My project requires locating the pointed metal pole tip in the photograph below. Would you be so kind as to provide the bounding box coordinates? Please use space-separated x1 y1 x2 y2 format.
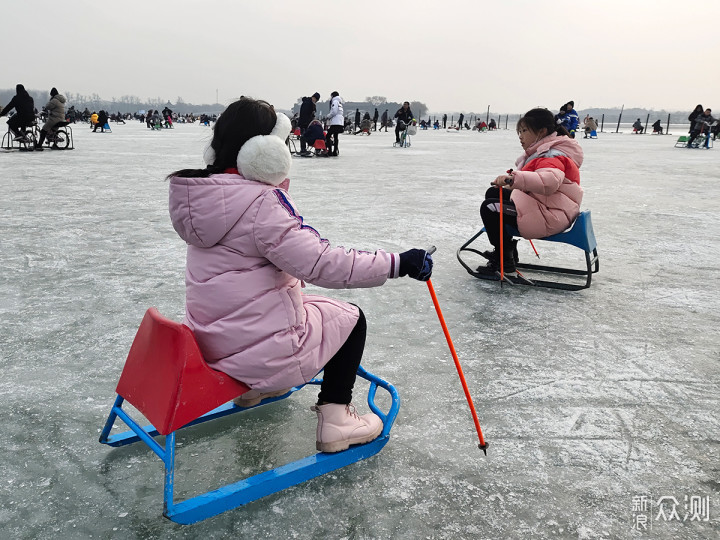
478 442 489 455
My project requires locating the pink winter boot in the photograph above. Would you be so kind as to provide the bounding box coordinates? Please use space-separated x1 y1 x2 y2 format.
311 403 383 453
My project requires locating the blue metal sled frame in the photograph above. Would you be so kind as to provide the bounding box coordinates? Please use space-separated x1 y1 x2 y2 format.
99 365 400 524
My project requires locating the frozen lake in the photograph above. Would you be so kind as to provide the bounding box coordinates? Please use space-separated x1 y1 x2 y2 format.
1 120 718 539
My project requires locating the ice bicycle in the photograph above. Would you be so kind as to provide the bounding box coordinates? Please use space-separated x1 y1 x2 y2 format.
457 210 599 291
1 120 73 151
393 120 417 148
99 308 400 524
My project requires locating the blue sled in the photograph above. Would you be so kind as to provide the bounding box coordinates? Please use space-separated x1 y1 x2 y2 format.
99 366 400 524
457 210 599 290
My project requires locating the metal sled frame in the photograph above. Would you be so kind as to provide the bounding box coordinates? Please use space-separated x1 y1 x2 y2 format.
457 210 599 291
675 133 713 149
99 308 400 524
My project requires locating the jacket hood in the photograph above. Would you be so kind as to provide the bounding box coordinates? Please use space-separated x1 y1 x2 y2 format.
516 132 584 169
52 94 66 104
169 173 265 248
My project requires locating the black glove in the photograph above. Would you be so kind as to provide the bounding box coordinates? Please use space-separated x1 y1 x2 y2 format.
399 249 433 281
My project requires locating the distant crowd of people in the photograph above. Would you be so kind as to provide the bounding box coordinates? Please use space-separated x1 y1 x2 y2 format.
291 92 425 156
0 83 222 148
2 84 716 155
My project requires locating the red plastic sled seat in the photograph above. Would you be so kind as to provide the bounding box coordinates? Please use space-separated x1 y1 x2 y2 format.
115 307 250 435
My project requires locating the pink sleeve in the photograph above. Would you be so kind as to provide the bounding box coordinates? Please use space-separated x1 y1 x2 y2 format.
253 189 396 289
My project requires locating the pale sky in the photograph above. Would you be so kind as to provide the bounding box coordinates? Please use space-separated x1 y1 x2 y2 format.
4 0 719 113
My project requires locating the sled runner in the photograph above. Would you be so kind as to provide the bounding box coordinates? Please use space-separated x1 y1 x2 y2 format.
457 210 599 291
99 308 400 524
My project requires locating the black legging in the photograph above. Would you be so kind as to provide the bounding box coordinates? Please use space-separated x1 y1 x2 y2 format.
479 186 518 249
317 307 366 404
325 125 343 154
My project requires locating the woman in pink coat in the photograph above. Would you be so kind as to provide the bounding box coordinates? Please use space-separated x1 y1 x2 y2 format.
168 97 433 452
476 107 584 275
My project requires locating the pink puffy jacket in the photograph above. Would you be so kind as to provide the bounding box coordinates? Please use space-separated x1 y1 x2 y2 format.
168 172 398 392
510 133 584 239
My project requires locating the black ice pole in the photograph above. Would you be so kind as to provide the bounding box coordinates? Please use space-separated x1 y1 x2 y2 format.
615 105 624 133
600 113 605 132
666 113 671 135
486 105 490 124
644 113 650 134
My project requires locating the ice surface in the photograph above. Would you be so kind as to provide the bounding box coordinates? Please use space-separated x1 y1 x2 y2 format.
0 122 718 539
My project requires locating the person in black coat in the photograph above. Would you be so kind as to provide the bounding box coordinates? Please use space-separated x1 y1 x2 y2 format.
381 109 389 132
298 92 320 154
373 108 379 131
94 110 109 132
394 102 414 143
354 108 361 130
688 104 703 133
0 84 36 140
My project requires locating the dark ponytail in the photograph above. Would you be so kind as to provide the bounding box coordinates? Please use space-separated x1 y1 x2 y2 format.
167 97 276 179
517 107 569 137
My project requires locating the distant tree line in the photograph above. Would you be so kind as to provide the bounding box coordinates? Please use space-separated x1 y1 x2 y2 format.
0 88 225 115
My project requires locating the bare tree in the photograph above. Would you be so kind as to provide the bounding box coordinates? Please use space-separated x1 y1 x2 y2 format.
366 96 388 106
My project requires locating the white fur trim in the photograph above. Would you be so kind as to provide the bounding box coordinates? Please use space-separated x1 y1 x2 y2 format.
271 113 292 139
203 144 216 165
237 135 291 186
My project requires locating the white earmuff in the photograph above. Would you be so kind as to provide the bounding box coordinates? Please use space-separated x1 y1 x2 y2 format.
236 112 292 186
